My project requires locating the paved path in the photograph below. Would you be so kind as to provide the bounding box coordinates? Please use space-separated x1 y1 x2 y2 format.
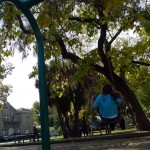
53 136 150 150
0 135 150 150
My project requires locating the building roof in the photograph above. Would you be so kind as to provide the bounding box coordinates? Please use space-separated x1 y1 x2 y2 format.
17 108 33 112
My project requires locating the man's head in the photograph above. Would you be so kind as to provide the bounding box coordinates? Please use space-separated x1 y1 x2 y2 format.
102 84 113 95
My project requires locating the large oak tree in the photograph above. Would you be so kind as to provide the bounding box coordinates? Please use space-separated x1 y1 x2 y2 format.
0 0 150 130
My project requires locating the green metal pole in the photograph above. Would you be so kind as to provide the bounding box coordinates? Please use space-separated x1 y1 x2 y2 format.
0 1 51 150
23 10 51 150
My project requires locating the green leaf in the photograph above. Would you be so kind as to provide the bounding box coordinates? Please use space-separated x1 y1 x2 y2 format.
37 13 51 28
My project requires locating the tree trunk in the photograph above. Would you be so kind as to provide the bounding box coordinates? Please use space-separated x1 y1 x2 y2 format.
72 96 80 137
112 75 150 130
63 113 72 137
72 106 80 137
56 105 67 138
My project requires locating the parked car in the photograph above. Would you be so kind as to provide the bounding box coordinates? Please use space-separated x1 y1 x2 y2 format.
7 134 16 141
15 134 26 141
0 136 3 142
25 132 34 139
50 130 60 137
0 136 9 142
38 133 41 138
8 133 26 141
25 132 41 139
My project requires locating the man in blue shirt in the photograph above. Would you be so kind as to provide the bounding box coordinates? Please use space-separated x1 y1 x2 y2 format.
93 84 125 130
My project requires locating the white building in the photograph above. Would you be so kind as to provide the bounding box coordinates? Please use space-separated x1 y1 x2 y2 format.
0 102 33 136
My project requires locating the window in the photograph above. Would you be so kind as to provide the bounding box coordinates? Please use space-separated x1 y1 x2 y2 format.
12 116 15 122
4 114 9 121
27 115 29 122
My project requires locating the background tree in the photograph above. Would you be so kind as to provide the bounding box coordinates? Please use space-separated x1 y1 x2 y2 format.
32 101 60 130
49 106 60 129
129 66 150 118
31 59 101 137
32 101 41 126
0 34 13 109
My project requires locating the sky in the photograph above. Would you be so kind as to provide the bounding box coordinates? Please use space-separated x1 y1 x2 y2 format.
3 51 39 109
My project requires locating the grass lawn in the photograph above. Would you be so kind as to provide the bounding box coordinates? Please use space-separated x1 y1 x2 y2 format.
50 126 137 141
94 125 136 135
50 136 63 141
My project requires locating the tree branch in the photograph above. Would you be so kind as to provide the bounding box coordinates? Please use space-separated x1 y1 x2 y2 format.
17 15 33 34
69 16 98 23
54 33 106 74
108 27 123 45
108 15 137 45
98 24 108 64
54 33 80 63
132 60 150 66
69 16 101 28
17 14 47 41
141 10 150 21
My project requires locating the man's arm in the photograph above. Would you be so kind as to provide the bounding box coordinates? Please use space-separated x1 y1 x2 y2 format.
113 89 126 105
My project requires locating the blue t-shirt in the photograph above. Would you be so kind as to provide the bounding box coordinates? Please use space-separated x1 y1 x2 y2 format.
93 94 122 118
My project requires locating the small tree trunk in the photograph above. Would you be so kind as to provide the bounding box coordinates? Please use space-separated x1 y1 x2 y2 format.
72 97 80 137
63 113 72 137
56 105 66 138
72 107 80 137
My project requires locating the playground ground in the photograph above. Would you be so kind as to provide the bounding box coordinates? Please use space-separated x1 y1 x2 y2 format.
0 131 150 150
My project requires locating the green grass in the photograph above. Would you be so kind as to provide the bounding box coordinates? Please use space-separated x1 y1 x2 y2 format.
94 126 136 135
50 136 63 141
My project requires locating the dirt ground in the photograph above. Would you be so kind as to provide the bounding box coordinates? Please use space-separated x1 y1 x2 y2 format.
0 135 150 150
